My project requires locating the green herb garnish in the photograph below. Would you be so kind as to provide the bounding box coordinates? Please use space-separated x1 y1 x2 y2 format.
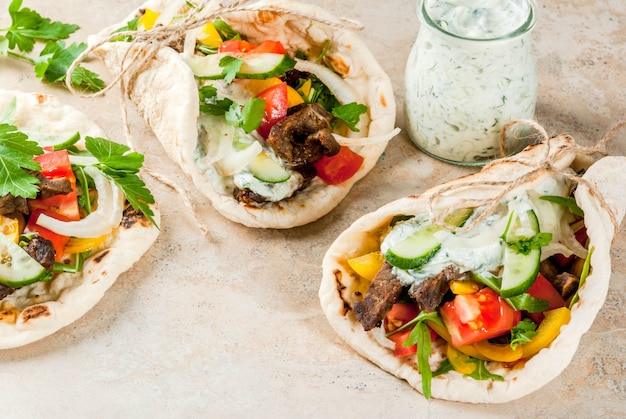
506 232 552 255
510 318 538 350
84 137 157 227
0 121 43 198
1 0 104 91
540 195 584 217
224 98 265 134
332 102 368 132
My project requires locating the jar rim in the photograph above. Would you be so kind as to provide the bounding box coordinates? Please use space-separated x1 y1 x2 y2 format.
420 0 537 42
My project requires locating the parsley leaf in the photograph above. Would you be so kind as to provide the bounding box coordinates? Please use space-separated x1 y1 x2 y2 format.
219 56 243 84
332 102 368 132
507 232 552 255
5 0 78 53
84 137 157 226
224 98 265 134
34 41 104 91
0 122 43 198
510 318 538 349
199 86 233 116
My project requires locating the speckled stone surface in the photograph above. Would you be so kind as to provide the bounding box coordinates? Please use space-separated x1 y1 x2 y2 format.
0 0 624 417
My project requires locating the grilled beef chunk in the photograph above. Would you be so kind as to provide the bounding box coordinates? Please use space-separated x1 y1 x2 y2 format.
408 265 461 312
233 187 268 205
266 103 340 167
0 284 16 299
552 272 580 301
353 261 403 331
539 259 559 283
32 171 72 199
23 236 55 272
0 195 28 216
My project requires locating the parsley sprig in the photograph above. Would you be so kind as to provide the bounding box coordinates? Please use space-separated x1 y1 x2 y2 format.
84 137 157 227
0 0 104 91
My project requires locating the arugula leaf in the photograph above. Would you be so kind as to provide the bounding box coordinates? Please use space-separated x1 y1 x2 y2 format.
463 358 504 381
540 195 584 217
569 246 594 309
510 318 538 349
224 98 265 134
211 18 240 42
505 293 549 313
432 358 454 377
401 311 443 399
0 122 43 198
110 16 139 42
5 0 78 53
506 232 552 255
219 56 243 84
332 102 368 132
84 137 157 226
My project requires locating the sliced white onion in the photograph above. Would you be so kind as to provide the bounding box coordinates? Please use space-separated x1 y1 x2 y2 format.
68 155 99 166
333 127 401 147
214 141 263 176
294 58 371 133
36 166 124 238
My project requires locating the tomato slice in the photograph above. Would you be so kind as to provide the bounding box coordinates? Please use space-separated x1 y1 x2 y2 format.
218 39 257 54
29 150 80 221
256 82 288 139
525 273 566 324
25 209 70 261
440 287 520 348
384 303 419 357
312 146 364 185
252 40 286 54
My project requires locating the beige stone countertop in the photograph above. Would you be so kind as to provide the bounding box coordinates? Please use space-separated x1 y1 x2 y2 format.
1 0 624 417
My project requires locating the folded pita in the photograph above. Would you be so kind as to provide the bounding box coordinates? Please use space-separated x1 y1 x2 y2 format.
0 90 160 349
92 0 396 228
320 135 626 402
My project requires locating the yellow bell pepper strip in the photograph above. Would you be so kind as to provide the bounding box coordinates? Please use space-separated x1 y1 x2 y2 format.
474 339 524 363
63 235 107 254
197 22 223 48
0 214 24 243
449 278 480 295
138 8 160 31
347 251 384 281
521 306 571 358
446 344 477 375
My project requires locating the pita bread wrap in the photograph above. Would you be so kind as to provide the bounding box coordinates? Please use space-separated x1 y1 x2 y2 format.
90 0 397 228
0 90 160 349
319 135 626 403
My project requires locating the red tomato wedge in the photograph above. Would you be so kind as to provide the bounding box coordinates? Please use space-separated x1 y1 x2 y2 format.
218 39 286 55
256 82 288 139
525 273 566 324
313 146 364 185
29 150 80 221
25 209 71 261
384 302 419 356
218 39 257 53
440 287 521 348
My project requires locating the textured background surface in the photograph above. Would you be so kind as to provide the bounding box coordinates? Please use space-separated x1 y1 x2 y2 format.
0 0 624 417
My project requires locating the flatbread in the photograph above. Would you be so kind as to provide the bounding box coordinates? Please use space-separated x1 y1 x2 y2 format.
319 135 626 403
0 90 160 349
91 0 396 228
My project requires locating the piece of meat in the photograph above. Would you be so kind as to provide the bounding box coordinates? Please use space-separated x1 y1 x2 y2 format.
0 284 16 299
23 236 55 272
0 195 28 216
233 187 268 205
353 261 404 331
408 265 461 312
539 259 559 283
552 272 580 301
266 103 340 167
32 171 72 199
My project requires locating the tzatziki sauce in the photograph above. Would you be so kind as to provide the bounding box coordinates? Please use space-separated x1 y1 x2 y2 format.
404 0 537 164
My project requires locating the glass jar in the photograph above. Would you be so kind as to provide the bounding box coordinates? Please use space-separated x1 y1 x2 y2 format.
404 0 538 165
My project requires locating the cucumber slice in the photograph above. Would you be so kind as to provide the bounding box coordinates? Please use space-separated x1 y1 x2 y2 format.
384 208 474 270
0 234 47 287
22 130 80 150
185 53 296 80
247 152 291 183
384 224 443 270
499 209 541 297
